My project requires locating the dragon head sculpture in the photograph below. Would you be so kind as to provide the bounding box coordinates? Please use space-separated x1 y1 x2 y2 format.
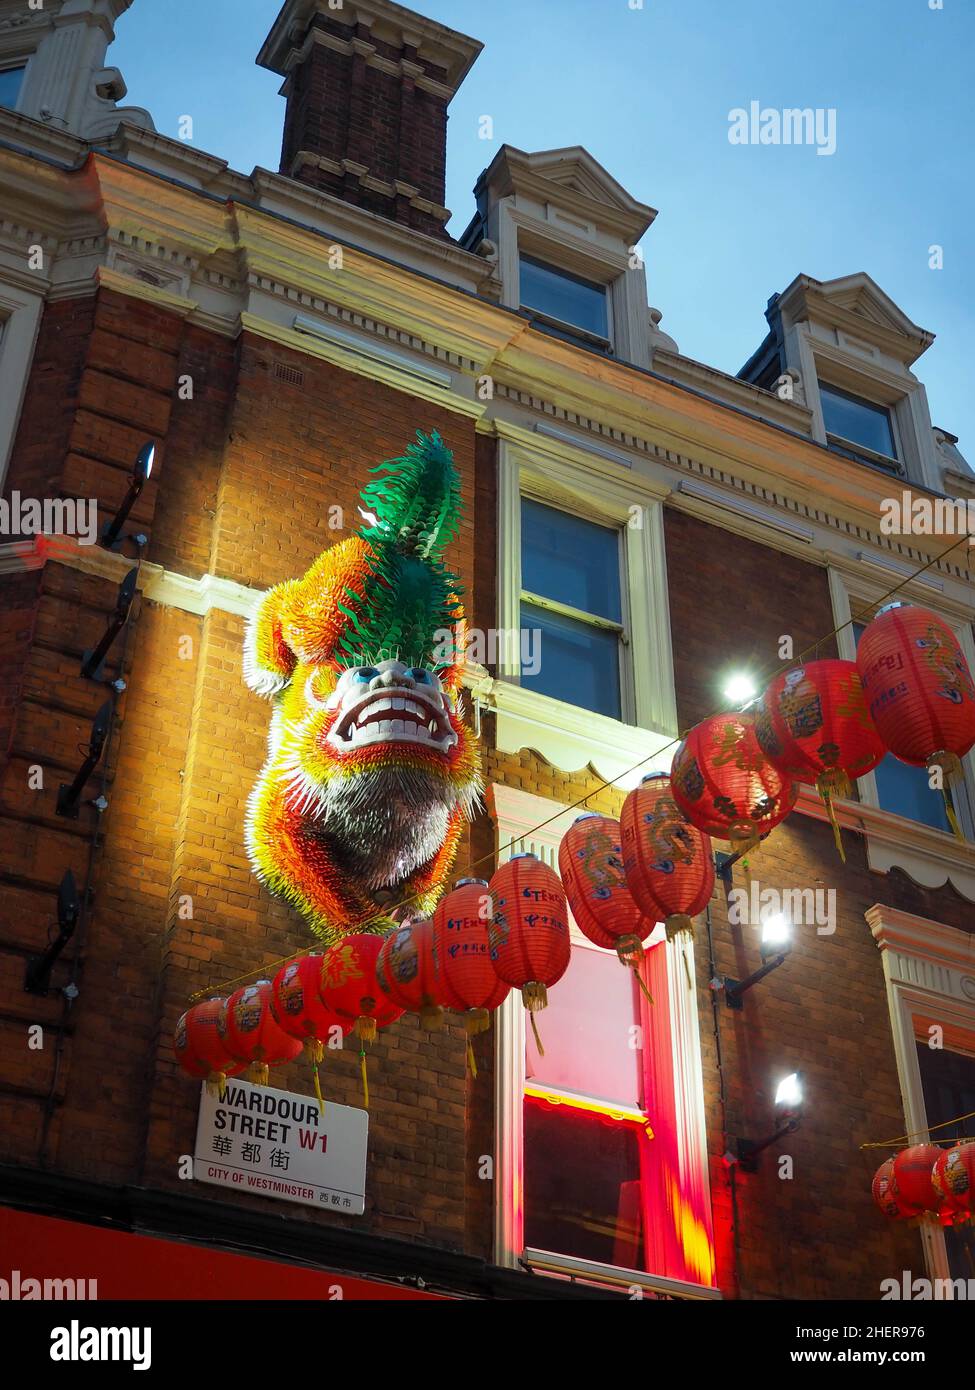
242 431 481 945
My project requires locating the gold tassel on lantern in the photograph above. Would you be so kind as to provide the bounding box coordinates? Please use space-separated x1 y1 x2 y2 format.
466 1039 478 1079
359 1047 369 1109
355 1014 377 1044
522 982 548 1055
465 1008 490 1037
664 916 694 989
302 1039 325 1115
205 1070 228 1101
247 1061 270 1087
312 1061 325 1115
729 823 759 888
420 1003 444 1032
522 981 548 1010
817 769 852 861
616 934 654 1005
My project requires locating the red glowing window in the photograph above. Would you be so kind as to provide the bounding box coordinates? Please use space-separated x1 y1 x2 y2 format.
521 932 715 1287
526 939 643 1108
523 936 655 1273
524 1096 652 1271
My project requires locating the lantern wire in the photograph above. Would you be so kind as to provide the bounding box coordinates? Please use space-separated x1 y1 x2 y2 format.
860 1107 975 1151
189 530 973 1003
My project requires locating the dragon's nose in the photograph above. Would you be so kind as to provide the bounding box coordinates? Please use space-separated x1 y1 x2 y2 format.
369 668 415 692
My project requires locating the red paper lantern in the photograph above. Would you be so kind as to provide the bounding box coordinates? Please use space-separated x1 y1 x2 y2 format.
174 997 243 1093
319 932 404 1043
891 1143 942 1214
620 775 714 941
756 659 885 859
376 918 446 1031
432 878 511 1035
558 812 655 971
671 712 798 853
856 603 975 830
220 980 303 1086
488 853 571 1012
931 1141 975 1218
872 1157 914 1220
271 955 351 1109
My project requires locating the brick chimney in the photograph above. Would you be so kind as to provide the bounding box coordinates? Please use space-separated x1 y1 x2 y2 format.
257 0 482 239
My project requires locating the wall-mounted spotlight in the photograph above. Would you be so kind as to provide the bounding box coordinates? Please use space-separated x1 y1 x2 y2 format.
100 440 155 550
723 672 758 709
735 1071 804 1171
24 869 80 996
80 567 138 681
723 914 793 1009
56 701 113 819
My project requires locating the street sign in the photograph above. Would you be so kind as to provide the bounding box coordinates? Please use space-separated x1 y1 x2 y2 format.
194 1078 367 1214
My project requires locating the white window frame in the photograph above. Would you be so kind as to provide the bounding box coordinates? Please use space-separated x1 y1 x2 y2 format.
491 422 677 791
0 281 44 492
495 203 651 366
519 492 629 723
818 379 902 472
826 560 975 902
489 782 719 1298
517 251 614 354
867 903 975 1285
803 340 940 490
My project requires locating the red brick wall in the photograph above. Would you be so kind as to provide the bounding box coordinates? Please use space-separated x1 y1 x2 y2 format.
0 290 484 1253
663 507 840 728
465 503 944 1294
663 510 947 1296
0 288 964 1296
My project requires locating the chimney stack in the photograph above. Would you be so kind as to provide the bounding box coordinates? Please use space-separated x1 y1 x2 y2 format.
258 0 482 239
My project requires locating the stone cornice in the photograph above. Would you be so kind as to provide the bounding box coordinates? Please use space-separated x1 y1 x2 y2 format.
1 140 972 593
653 347 812 433
867 904 975 974
257 0 483 94
796 785 975 903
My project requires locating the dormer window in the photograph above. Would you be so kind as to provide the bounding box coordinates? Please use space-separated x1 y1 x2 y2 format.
0 65 26 111
820 382 897 463
519 255 610 351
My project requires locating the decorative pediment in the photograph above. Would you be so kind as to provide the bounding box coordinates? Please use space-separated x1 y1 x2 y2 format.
820 274 925 335
478 144 656 243
779 272 934 364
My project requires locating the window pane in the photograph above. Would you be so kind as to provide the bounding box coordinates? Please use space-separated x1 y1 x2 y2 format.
526 941 644 1107
821 384 895 458
0 66 25 110
524 1098 649 1270
521 498 621 621
873 756 950 832
852 623 954 831
520 601 621 719
520 257 608 338
915 1043 975 1283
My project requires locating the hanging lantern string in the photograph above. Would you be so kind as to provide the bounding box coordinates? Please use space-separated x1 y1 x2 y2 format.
189 532 972 1003
860 1106 975 1151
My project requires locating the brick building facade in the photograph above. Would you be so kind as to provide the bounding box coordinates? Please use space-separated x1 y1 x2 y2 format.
1 0 973 1302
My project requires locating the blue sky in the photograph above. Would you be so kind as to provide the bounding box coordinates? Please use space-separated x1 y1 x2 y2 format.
110 0 975 455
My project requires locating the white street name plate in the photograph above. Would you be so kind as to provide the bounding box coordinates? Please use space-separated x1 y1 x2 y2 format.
194 1078 368 1214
